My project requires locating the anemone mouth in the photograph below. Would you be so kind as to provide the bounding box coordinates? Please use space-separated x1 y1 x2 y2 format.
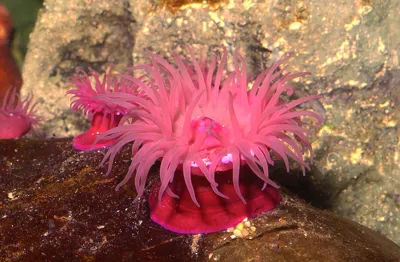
179 116 235 174
179 152 248 176
148 166 281 234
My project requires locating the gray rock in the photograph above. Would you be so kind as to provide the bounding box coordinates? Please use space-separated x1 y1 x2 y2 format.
22 0 136 137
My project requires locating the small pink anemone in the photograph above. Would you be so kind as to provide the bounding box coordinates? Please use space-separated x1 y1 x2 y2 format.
98 47 322 233
68 67 145 150
0 88 39 139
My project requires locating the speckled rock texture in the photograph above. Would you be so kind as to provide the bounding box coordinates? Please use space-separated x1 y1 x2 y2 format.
21 0 399 246
22 0 136 137
1 138 399 261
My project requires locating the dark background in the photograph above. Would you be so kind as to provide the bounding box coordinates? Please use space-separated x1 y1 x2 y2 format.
2 0 43 67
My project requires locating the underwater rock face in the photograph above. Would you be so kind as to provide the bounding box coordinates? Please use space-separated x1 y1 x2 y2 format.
23 0 399 138
22 0 136 138
0 138 399 261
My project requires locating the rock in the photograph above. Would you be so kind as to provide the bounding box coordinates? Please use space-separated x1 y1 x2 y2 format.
21 0 400 246
309 69 400 248
0 138 399 261
22 0 136 137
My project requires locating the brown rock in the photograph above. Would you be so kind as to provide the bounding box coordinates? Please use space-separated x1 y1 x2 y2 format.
1 138 399 261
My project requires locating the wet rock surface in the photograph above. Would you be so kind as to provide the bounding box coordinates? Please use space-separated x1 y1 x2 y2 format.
0 138 399 261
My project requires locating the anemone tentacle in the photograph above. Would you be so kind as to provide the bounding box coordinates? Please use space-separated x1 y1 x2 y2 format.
0 87 40 139
97 47 322 206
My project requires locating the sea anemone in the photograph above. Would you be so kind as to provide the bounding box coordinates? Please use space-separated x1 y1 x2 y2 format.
0 4 12 45
67 67 146 150
98 47 322 233
0 88 39 139
0 4 23 104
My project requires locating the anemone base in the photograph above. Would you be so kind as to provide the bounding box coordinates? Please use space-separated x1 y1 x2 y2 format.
72 131 117 151
148 167 281 234
73 112 122 151
0 113 30 139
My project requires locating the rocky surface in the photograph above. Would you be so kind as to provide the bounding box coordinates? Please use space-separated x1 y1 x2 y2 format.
21 0 400 245
22 0 136 137
1 138 399 261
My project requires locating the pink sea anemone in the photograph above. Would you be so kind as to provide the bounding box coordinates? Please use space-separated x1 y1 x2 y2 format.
68 68 146 150
98 47 322 233
0 88 39 139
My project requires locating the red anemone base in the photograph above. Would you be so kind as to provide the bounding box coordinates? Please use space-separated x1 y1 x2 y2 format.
148 167 281 234
73 112 122 151
0 113 30 139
